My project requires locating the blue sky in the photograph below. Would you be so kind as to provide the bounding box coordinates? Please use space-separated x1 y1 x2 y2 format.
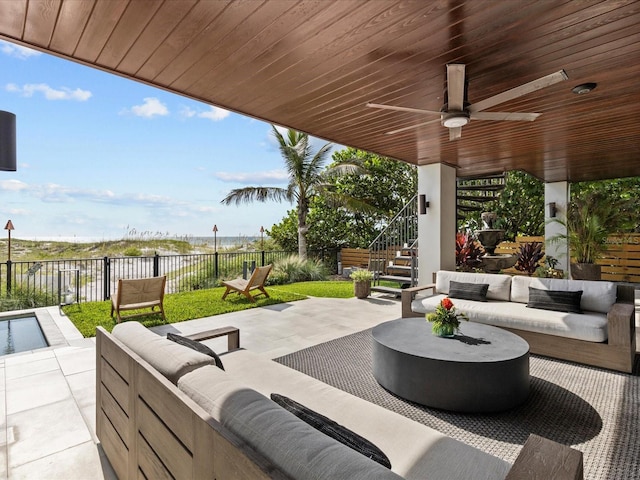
0 40 340 242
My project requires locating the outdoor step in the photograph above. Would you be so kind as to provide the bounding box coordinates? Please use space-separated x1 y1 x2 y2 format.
395 255 417 261
378 275 412 283
371 285 403 295
387 264 412 272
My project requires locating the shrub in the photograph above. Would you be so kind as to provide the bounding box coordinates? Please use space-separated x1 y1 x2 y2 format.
0 286 51 312
455 232 484 271
268 255 328 285
123 246 143 257
514 242 544 275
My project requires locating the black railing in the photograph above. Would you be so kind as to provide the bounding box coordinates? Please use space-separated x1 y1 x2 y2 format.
1 249 337 307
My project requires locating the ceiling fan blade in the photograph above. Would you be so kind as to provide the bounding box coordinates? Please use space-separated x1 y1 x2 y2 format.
449 127 462 141
447 64 466 111
468 69 568 113
366 103 440 115
386 117 441 135
470 111 541 121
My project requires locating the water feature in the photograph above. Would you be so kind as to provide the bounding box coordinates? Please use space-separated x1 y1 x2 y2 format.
476 212 517 273
0 314 49 356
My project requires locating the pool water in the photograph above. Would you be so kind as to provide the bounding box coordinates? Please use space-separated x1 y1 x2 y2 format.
0 315 49 355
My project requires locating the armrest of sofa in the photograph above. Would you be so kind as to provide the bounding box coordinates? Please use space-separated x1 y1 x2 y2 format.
505 434 583 480
401 283 436 318
607 302 635 347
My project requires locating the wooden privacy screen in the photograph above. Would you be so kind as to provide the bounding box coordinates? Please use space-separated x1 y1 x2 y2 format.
342 234 640 283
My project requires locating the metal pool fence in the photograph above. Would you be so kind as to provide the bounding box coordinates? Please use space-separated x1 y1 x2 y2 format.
0 249 337 306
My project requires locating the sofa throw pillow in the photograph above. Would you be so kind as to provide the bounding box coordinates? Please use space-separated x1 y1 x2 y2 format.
167 333 224 370
527 287 583 314
448 280 490 302
270 393 391 469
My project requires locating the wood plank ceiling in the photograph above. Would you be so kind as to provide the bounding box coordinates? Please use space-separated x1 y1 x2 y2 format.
1 0 639 183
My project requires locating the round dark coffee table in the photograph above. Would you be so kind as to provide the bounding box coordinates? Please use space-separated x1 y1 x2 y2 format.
372 318 530 413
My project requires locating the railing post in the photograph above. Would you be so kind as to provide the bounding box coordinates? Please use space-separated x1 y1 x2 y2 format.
103 256 110 300
6 260 11 294
153 252 160 277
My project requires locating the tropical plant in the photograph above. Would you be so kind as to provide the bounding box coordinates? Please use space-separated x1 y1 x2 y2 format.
221 127 365 260
514 242 544 276
455 232 484 271
426 297 468 336
268 148 416 250
551 191 636 264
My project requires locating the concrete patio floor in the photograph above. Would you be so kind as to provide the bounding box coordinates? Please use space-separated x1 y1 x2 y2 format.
0 294 402 479
0 292 638 479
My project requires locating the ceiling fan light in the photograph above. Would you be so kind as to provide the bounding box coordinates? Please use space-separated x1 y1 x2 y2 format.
441 111 470 128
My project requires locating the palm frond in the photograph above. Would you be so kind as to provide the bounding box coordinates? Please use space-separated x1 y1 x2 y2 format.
220 187 291 205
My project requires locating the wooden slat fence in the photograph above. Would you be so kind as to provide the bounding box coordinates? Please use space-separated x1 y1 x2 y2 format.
343 233 640 283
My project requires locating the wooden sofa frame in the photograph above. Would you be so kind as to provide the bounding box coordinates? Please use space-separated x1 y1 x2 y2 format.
110 276 167 323
96 326 584 480
401 277 636 373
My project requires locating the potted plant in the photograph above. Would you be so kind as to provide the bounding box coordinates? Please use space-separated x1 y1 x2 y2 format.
426 297 468 337
349 269 374 299
550 192 635 280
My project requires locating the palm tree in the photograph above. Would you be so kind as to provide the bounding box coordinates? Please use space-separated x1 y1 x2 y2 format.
221 126 363 260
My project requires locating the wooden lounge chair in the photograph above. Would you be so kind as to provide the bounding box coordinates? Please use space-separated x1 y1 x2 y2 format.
222 264 272 303
110 276 167 323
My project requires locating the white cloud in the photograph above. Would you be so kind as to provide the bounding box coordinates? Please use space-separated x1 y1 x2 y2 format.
199 106 230 121
213 169 289 184
0 40 41 59
0 179 29 191
180 105 230 121
6 83 92 101
126 97 169 118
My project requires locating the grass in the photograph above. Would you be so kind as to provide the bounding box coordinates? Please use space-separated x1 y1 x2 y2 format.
62 280 395 337
63 285 308 337
269 280 354 298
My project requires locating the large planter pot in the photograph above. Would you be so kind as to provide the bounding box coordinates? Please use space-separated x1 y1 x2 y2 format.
570 262 601 281
354 280 371 299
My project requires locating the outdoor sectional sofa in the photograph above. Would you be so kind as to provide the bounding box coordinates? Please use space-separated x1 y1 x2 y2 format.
402 270 636 373
96 322 583 480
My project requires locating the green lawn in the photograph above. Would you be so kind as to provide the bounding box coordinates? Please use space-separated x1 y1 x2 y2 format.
63 281 357 337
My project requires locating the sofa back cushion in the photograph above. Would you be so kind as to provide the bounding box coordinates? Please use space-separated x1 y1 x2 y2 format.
112 322 216 384
511 276 617 313
435 270 512 301
179 366 403 480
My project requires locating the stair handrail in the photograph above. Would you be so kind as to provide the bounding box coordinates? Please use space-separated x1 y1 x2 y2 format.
368 194 418 249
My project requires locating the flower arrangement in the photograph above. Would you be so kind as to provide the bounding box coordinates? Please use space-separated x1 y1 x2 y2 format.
426 297 468 337
349 269 374 282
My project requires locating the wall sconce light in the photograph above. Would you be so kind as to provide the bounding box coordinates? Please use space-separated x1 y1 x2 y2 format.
548 202 557 218
419 194 429 215
0 111 16 172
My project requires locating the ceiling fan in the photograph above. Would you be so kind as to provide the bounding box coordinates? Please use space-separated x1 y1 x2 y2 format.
367 64 568 140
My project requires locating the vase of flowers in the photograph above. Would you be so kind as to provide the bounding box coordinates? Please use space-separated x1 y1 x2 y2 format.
426 297 468 337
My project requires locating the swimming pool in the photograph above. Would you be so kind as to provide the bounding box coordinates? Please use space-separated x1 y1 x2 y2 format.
0 314 49 355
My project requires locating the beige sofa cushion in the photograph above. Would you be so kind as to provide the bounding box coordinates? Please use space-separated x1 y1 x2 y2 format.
111 322 216 384
511 276 617 313
435 270 512 301
220 349 512 480
413 294 608 342
178 365 403 480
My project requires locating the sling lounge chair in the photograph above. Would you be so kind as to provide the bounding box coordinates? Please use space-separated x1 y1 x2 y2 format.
222 264 272 303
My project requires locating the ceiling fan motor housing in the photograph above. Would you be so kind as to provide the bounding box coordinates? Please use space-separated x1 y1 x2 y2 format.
441 110 470 128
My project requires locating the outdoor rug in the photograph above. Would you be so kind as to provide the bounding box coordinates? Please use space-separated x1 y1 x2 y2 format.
275 328 640 480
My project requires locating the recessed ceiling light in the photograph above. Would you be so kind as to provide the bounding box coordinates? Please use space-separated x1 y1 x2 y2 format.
572 83 597 95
